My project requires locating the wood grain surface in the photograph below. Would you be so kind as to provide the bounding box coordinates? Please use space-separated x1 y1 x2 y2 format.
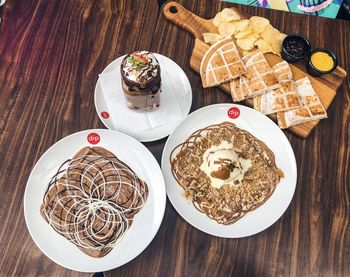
0 0 159 276
0 0 349 276
163 1 347 138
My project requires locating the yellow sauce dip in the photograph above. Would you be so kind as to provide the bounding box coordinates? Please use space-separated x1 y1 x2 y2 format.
310 51 334 72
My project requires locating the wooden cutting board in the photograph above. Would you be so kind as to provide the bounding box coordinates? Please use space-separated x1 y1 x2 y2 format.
163 1 347 138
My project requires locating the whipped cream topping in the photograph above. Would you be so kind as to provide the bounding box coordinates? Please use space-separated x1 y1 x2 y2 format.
200 141 252 188
122 51 159 85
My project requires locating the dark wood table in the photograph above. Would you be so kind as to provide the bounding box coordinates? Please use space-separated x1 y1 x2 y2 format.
0 0 349 276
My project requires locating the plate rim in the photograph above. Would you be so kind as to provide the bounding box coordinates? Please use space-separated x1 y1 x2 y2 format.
23 129 166 272
161 103 297 238
94 53 193 142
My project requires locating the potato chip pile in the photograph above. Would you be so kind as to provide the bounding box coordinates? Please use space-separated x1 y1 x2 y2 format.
202 8 287 56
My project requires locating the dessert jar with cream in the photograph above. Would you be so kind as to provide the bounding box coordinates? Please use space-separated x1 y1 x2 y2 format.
121 51 161 111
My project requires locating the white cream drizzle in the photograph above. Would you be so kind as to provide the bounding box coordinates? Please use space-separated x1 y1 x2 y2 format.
122 51 159 83
43 155 148 252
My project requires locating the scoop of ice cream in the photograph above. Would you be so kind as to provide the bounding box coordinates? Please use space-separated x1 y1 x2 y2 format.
207 149 240 180
200 141 252 188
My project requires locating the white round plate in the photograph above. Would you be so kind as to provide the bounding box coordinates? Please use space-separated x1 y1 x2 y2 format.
161 104 297 238
95 54 192 142
24 129 166 272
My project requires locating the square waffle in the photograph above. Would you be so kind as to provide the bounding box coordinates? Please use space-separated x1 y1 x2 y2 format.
272 60 293 82
253 61 302 115
200 37 246 88
230 50 279 102
277 77 327 128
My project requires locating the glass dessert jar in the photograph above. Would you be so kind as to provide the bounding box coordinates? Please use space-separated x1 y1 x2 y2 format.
121 51 161 112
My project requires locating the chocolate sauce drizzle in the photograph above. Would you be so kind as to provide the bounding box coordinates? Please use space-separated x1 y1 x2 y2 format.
121 51 161 91
170 122 283 225
40 147 148 258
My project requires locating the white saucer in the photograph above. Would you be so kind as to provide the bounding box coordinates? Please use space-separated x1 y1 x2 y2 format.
95 54 192 142
24 129 166 272
161 104 297 238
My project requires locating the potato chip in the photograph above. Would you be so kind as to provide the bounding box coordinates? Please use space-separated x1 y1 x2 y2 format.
261 24 280 42
234 26 253 39
210 10 285 57
203 33 223 45
250 16 270 33
271 40 282 56
213 8 241 26
213 13 224 27
251 31 260 39
254 39 273 54
247 31 260 42
218 22 236 37
221 8 241 21
279 33 287 41
231 19 250 34
271 33 286 55
270 32 284 44
236 34 257 50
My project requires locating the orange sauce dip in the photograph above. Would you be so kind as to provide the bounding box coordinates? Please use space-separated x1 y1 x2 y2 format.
310 51 334 72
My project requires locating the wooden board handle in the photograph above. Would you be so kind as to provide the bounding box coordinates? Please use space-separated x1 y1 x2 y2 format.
163 1 212 39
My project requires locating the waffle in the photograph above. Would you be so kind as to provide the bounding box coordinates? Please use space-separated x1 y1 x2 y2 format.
277 77 327 128
253 61 302 115
230 50 279 102
200 37 246 88
272 60 293 82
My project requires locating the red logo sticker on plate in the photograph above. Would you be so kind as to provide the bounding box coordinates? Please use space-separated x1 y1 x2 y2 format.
228 107 240 119
101 111 109 119
87 133 100 145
